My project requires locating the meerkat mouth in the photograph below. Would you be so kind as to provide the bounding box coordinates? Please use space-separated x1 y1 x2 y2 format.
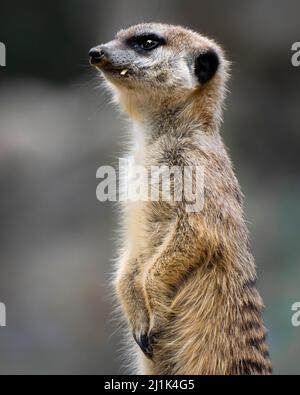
98 65 130 78
93 62 131 81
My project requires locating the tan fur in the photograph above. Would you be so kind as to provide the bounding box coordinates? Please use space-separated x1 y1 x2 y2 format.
91 23 272 375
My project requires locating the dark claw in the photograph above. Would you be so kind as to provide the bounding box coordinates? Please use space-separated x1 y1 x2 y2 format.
133 332 154 359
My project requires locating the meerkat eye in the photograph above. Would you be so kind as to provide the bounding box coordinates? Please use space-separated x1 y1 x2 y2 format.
139 38 160 50
127 34 165 52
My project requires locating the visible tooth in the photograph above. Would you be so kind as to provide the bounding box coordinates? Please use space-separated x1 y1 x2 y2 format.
120 69 129 76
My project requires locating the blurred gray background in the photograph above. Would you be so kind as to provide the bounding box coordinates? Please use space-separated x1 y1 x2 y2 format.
0 0 300 374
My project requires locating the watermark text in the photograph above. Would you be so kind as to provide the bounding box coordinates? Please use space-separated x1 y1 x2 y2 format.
0 42 6 67
292 302 300 327
96 158 205 213
291 42 300 67
0 302 6 327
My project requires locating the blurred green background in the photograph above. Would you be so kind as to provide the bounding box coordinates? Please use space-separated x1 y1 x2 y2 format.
0 0 299 375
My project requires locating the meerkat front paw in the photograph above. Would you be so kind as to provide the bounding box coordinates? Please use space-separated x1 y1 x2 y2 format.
133 330 154 359
129 308 154 359
133 311 166 359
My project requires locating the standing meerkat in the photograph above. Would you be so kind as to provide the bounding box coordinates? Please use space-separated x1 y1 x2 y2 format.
90 23 272 375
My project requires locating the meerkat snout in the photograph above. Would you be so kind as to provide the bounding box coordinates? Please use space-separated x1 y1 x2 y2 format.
89 47 102 62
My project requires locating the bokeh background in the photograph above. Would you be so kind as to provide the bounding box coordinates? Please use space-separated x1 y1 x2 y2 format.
0 0 300 375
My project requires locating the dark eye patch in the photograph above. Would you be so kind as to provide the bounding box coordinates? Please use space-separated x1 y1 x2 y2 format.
126 33 166 53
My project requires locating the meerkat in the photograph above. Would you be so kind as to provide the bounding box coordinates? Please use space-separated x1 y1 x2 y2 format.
89 23 272 375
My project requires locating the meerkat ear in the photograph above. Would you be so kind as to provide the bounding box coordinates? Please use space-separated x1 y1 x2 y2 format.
194 49 220 84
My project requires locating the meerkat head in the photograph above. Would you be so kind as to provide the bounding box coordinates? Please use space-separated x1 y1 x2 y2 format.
89 23 229 121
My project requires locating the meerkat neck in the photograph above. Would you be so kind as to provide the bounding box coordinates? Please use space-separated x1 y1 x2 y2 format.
119 86 224 142
134 99 222 146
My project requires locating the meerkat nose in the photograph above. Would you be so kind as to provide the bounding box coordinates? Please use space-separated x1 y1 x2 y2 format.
89 47 105 64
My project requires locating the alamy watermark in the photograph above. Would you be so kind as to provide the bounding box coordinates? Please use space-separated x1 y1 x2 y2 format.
291 42 300 67
96 158 205 213
0 42 6 67
292 302 300 327
0 302 6 327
